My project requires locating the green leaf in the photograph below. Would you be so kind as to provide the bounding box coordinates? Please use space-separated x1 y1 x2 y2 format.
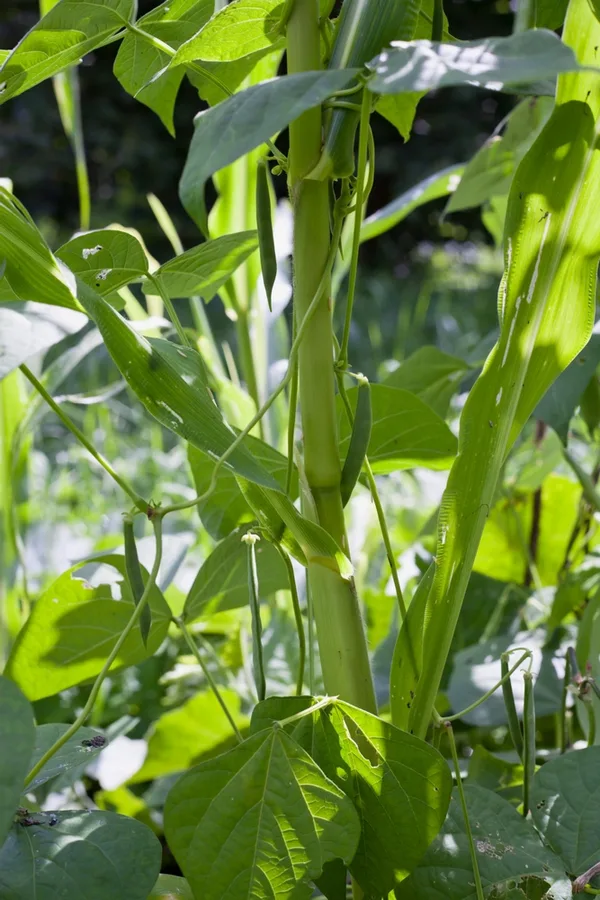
172 0 284 65
113 0 213 134
0 0 135 104
406 0 600 738
0 187 80 310
383 345 470 417
0 810 161 900
535 0 569 28
180 68 359 232
131 689 249 783
395 786 564 900
56 228 149 296
466 746 524 806
76 282 280 491
28 724 107 791
446 97 554 215
292 700 452 896
0 302 86 380
249 695 314 735
148 875 194 900
183 524 289 623
337 384 457 473
535 333 600 443
368 31 584 95
164 728 360 900
4 555 172 701
0 677 34 846
375 92 421 142
145 231 258 299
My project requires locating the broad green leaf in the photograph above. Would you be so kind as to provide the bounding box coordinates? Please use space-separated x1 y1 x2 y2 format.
183 524 289 623
114 0 213 134
292 700 452 896
532 747 600 875
180 69 359 232
56 228 149 296
334 165 463 296
164 728 360 900
0 302 86 380
337 384 457 473
76 282 280 491
0 0 135 104
172 0 284 65
368 30 583 95
145 231 258 299
4 555 171 701
0 810 161 900
395 786 564 900
249 695 314 735
28 724 107 791
0 677 34 846
0 187 79 310
406 0 600 738
383 345 470 417
149 875 194 900
466 746 524 806
535 333 600 443
188 434 293 539
375 93 421 142
131 689 248 783
446 97 553 215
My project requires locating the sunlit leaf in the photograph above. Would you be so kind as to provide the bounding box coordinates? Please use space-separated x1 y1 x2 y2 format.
27 724 107 791
57 228 149 296
0 302 86 380
0 677 34 846
172 0 284 65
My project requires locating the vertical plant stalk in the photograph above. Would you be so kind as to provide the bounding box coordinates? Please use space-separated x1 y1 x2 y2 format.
286 0 376 712
53 67 91 231
275 543 306 695
24 516 164 786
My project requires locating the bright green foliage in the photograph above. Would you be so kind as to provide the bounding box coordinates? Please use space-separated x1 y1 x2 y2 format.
179 69 359 231
57 228 149 297
0 304 86 381
383 346 470 417
337 384 457 473
4 555 171 700
149 875 194 900
0 0 135 104
0 677 34 846
145 232 258 299
171 0 284 65
183 524 289 622
132 689 249 783
28 724 107 790
532 746 600 875
402 0 600 738
113 0 214 134
164 728 360 900
0 810 162 900
395 786 565 900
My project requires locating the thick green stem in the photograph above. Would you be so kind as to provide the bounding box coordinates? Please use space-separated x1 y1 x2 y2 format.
287 0 376 713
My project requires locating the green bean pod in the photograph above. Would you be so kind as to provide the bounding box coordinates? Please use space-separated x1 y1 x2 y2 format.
501 653 523 761
123 515 152 646
256 159 277 311
244 533 266 702
314 0 420 179
522 670 536 816
340 377 372 507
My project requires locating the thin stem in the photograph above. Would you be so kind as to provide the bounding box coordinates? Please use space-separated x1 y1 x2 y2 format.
147 274 192 348
236 309 262 416
561 649 572 754
338 88 373 369
24 518 163 786
443 650 531 723
445 722 485 900
176 617 243 742
20 364 146 512
275 543 306 695
286 358 299 496
564 448 600 512
278 695 335 728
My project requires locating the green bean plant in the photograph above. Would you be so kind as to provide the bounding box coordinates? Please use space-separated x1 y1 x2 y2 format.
3 0 600 897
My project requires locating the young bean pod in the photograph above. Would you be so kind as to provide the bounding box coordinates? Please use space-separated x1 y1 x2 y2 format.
123 514 152 646
522 670 536 816
501 652 523 760
340 377 372 507
256 158 277 311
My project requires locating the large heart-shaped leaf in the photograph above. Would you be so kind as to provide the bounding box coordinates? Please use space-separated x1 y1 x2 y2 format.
164 728 360 900
76 281 280 490
0 810 161 900
113 0 213 134
0 0 135 104
172 0 284 65
292 700 452 896
146 231 258 299
180 69 359 232
0 303 86 380
4 555 171 701
368 30 583 95
183 524 289 623
337 384 457 473
56 228 149 296
395 786 565 900
0 677 34 846
532 746 600 876
27 724 107 791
